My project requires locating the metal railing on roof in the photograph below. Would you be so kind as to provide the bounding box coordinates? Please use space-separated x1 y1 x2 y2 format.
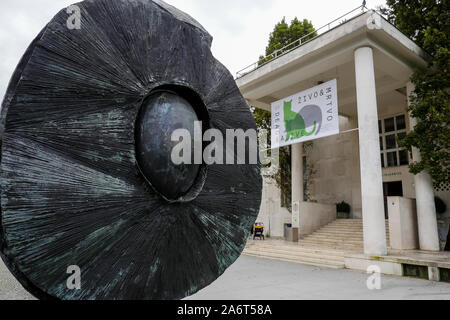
236 4 369 79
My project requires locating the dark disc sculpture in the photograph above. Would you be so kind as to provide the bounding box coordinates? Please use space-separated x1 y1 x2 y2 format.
0 0 262 300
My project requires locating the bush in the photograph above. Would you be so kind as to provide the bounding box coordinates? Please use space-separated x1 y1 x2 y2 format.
435 197 447 215
336 201 351 214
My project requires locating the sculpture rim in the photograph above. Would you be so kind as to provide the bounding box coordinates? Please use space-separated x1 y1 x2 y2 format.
0 0 262 300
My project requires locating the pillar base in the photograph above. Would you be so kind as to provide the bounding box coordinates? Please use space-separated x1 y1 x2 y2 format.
291 228 299 243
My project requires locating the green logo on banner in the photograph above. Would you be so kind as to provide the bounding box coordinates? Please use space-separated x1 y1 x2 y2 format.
283 100 317 142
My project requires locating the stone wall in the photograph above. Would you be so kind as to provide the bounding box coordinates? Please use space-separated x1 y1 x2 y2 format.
256 178 291 238
307 116 362 217
298 202 336 238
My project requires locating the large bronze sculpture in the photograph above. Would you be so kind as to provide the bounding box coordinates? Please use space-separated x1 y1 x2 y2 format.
0 0 262 300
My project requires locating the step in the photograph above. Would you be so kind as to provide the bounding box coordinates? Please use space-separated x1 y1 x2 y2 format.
312 229 390 234
300 240 364 247
322 223 364 226
309 235 390 241
308 231 365 236
326 221 389 225
245 244 345 257
243 250 343 265
298 241 391 250
319 230 390 233
245 244 345 258
299 244 363 251
299 241 363 248
317 228 387 233
243 250 344 269
315 228 390 232
304 234 363 240
244 247 344 263
303 236 364 243
332 220 388 222
327 223 363 225
306 233 390 239
315 229 364 233
311 232 389 239
322 223 389 227
244 252 344 269
319 225 389 230
306 237 389 243
300 241 364 248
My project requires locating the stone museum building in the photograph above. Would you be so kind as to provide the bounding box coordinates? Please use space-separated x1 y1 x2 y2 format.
237 8 450 265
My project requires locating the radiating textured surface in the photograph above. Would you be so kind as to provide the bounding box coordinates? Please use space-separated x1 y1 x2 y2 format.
0 0 262 300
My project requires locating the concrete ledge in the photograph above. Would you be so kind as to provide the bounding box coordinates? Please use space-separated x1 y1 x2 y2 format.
345 251 450 282
345 254 403 276
370 254 450 270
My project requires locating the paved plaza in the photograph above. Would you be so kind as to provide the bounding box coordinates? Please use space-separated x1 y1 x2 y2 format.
1 255 449 300
189 255 450 300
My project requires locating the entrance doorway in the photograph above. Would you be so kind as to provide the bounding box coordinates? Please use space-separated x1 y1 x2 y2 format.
383 181 404 219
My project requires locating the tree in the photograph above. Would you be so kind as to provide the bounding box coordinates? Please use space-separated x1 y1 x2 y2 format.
252 18 317 210
258 18 316 65
380 0 450 187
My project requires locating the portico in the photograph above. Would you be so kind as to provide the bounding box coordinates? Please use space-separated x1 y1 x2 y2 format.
237 10 447 256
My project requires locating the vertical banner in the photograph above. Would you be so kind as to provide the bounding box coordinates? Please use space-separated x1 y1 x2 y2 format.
271 79 339 148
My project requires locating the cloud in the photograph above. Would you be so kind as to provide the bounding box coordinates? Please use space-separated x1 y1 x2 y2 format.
0 0 387 101
165 0 274 34
164 0 387 77
0 0 75 101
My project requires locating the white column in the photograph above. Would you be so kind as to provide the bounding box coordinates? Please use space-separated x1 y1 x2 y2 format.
354 47 387 256
291 143 304 242
406 82 440 251
292 142 304 205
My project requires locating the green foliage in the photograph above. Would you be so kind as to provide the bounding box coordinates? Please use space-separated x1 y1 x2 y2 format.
381 0 450 186
251 17 316 211
252 107 271 132
336 201 351 214
258 17 316 65
274 147 292 209
435 196 447 215
251 107 293 209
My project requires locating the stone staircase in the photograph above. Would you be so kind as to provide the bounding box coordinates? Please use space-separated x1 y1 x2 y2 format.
243 219 390 269
300 219 390 250
243 241 346 269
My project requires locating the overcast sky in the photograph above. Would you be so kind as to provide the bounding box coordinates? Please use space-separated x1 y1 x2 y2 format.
0 0 387 100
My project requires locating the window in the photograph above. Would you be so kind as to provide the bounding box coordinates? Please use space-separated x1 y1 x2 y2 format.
384 117 395 132
396 115 406 130
385 134 397 150
387 152 398 167
379 114 409 168
399 150 409 166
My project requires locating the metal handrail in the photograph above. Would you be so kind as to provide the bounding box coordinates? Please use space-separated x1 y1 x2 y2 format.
236 4 369 79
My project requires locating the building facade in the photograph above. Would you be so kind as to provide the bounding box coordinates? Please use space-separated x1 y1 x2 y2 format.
237 10 449 254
